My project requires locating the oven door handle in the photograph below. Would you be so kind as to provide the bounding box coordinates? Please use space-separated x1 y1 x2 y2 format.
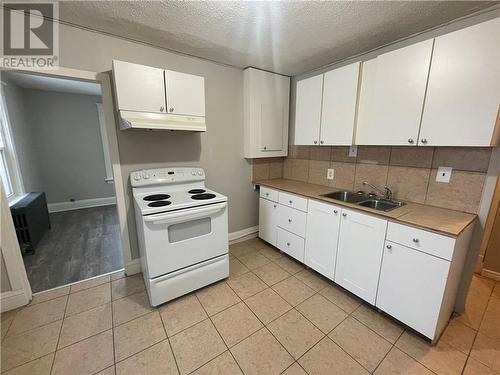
144 202 227 225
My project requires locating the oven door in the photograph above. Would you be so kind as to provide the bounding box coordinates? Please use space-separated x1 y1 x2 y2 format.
142 202 228 278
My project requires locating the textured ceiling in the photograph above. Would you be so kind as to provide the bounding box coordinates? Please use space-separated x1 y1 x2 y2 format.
59 1 496 75
2 71 102 96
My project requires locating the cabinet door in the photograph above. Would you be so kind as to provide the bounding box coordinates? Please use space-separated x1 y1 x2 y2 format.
419 18 500 146
376 241 450 339
356 40 433 145
259 198 279 246
112 60 166 113
294 75 323 145
320 62 360 145
335 209 387 304
165 70 205 117
258 73 290 151
305 200 341 280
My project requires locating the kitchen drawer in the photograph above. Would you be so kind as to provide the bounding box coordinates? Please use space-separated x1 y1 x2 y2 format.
260 186 279 202
278 205 307 237
278 191 308 212
277 227 305 262
386 222 455 261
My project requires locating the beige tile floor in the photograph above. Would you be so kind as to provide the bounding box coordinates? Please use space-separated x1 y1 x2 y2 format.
1 238 499 375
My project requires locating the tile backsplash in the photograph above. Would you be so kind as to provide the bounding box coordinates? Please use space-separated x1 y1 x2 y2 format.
252 146 492 214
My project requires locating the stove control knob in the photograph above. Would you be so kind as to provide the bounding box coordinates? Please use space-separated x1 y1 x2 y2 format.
134 175 141 181
143 173 150 179
191 171 196 176
197 171 203 176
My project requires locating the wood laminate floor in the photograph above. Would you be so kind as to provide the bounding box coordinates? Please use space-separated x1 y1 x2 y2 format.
23 205 124 293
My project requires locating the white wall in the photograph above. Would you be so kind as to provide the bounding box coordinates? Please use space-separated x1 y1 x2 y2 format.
4 81 115 204
21 88 114 203
52 21 258 259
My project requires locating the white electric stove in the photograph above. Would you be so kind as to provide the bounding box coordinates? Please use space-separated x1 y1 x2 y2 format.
131 167 229 306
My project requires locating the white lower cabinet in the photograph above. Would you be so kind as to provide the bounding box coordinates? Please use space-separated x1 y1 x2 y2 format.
257 186 474 341
376 241 450 339
335 209 387 304
259 198 279 246
305 200 341 280
277 227 305 262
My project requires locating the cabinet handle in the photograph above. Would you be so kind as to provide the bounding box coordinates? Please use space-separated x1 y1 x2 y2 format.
288 218 292 223
169 107 174 112
386 244 392 249
342 213 347 217
289 200 293 204
333 210 338 214
412 238 419 243
263 146 267 150
160 106 164 112
286 242 290 246
408 138 414 144
320 140 324 144
266 193 269 196
421 138 427 144
273 204 277 208
314 140 318 144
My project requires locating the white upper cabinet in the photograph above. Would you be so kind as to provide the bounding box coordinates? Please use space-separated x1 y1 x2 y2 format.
335 209 387 304
113 60 166 113
164 70 205 117
356 40 433 145
294 75 323 145
294 63 360 146
305 200 341 280
244 68 290 158
320 62 360 145
419 18 500 146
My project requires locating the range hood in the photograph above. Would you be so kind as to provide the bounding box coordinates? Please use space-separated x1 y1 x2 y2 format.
118 111 206 132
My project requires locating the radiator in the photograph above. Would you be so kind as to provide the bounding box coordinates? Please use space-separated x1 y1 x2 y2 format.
10 192 51 255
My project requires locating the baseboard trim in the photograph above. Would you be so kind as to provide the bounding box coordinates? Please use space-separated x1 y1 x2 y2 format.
48 197 116 213
481 268 500 282
125 259 141 276
229 226 259 244
1 290 30 312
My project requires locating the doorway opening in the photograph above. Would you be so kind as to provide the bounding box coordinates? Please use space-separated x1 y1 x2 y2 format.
1 70 124 293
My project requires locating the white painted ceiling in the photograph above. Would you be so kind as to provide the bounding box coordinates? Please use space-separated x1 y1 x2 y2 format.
2 71 102 96
59 1 495 75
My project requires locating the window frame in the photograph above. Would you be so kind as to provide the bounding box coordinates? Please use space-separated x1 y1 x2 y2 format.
0 84 25 203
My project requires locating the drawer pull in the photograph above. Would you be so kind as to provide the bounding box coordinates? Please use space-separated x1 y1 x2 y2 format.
288 218 292 223
342 213 347 217
412 238 419 243
289 200 293 204
266 192 269 196
333 210 338 214
286 242 290 246
273 204 277 208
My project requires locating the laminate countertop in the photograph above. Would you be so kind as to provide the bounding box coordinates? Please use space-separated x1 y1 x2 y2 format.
254 179 477 237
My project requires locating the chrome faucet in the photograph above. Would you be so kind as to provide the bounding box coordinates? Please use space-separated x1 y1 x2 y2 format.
362 181 393 201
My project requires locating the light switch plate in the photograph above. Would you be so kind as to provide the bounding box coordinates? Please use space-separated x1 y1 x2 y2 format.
436 167 452 183
327 169 335 180
349 146 358 157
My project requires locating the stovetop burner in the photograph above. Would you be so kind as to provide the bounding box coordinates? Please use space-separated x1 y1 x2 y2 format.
191 193 216 200
148 201 172 207
143 194 171 201
188 189 206 194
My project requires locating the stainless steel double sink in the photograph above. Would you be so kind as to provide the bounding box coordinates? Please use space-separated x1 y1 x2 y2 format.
320 191 406 212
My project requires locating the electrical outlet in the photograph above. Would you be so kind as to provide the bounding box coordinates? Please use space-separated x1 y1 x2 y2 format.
349 146 358 157
436 167 452 183
327 168 335 180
